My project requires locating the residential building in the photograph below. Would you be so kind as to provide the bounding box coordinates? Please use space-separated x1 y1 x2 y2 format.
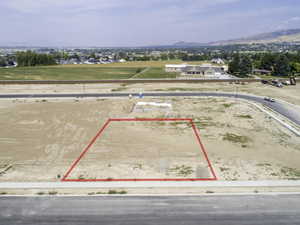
165 63 233 79
181 65 224 77
211 58 225 64
253 69 272 75
165 64 188 72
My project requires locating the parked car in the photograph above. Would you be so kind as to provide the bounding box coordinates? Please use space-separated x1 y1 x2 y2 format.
282 80 290 85
269 79 283 88
261 80 268 84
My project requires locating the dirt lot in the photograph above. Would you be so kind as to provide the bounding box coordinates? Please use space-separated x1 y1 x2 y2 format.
0 97 299 182
67 120 214 181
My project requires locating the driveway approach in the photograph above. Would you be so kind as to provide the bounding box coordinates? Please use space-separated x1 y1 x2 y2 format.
1 92 300 126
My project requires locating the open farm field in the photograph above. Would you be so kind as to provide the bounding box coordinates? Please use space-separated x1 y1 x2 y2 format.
0 60 207 80
0 66 141 80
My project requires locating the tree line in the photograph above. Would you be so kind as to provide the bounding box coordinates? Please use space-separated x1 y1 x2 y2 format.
16 51 56 67
228 52 300 77
0 57 7 67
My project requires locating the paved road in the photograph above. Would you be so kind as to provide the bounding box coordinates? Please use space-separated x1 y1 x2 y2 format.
0 194 300 225
1 92 300 126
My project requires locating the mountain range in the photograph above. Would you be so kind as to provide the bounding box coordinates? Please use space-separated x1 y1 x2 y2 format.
172 29 300 47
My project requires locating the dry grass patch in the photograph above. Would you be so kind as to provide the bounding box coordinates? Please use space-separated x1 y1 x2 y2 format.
222 133 251 144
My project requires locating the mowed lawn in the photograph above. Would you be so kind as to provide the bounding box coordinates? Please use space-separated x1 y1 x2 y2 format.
0 60 206 80
134 67 177 78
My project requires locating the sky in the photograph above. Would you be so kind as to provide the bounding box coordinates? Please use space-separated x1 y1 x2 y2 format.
1 0 300 47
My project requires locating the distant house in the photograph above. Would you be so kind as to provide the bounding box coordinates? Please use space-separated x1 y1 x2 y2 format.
181 65 224 77
119 59 127 63
69 58 81 64
84 58 99 64
253 69 272 75
0 60 17 68
150 51 162 57
211 58 225 64
165 64 188 72
165 63 230 79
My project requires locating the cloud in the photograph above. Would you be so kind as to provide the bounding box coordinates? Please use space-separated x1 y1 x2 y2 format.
3 0 118 13
0 0 299 46
2 0 241 14
290 17 300 21
274 16 300 31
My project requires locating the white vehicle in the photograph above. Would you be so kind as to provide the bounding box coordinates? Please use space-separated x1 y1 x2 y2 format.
264 97 276 102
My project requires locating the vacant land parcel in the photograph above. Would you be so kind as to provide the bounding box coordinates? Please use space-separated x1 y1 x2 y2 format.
0 97 299 182
63 118 216 181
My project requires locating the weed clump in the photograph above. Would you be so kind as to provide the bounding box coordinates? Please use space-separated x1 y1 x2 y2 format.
223 103 234 108
169 165 194 177
236 114 253 119
108 190 127 194
223 133 251 144
281 167 300 178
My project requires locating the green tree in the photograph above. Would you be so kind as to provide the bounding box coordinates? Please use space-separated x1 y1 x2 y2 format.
273 55 291 76
0 57 7 67
228 54 240 75
89 53 96 59
168 53 176 60
118 52 127 59
229 54 253 77
259 53 276 71
16 51 56 67
290 62 300 76
239 55 252 77
161 54 168 61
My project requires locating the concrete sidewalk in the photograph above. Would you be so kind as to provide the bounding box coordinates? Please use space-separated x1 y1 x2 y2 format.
1 180 300 189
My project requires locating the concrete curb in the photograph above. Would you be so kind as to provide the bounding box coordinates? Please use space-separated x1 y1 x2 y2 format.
1 192 300 197
1 180 300 189
249 102 300 136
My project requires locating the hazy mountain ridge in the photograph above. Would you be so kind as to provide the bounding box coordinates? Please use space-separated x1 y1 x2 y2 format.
173 41 206 47
172 29 300 47
210 29 300 45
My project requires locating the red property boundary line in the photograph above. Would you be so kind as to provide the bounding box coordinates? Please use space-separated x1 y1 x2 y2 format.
62 118 217 182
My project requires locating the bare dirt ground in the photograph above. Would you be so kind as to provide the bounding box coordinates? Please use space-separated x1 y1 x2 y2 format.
0 97 299 182
67 120 213 181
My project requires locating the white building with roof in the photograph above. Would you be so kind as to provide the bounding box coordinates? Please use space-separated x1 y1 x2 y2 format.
165 64 188 72
211 58 225 64
165 63 234 79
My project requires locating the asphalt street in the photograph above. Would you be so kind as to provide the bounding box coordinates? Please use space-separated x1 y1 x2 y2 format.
1 92 299 126
0 194 300 225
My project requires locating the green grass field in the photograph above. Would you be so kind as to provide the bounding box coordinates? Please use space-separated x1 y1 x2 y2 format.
0 60 206 80
134 67 177 79
0 66 143 80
